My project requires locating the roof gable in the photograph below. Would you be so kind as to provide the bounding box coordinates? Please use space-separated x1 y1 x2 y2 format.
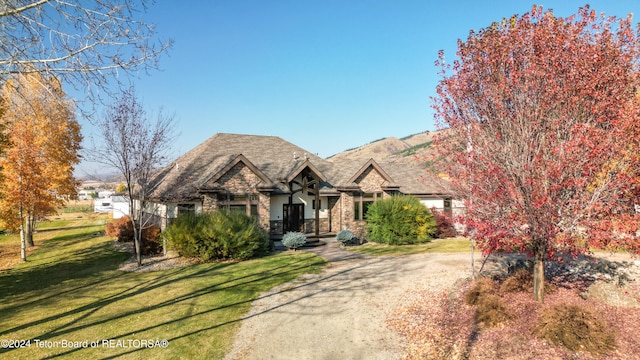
348 158 395 185
199 154 274 191
286 159 328 183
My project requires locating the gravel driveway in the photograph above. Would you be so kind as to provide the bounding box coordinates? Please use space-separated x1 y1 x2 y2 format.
224 242 481 360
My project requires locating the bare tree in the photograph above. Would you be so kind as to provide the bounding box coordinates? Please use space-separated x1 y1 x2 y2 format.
90 87 174 266
0 1 172 103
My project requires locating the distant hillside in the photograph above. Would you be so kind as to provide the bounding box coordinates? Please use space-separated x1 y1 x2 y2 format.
328 130 441 166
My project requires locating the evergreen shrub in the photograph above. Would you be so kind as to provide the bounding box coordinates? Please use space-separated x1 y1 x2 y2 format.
282 231 307 250
336 229 356 245
163 210 270 260
365 195 437 245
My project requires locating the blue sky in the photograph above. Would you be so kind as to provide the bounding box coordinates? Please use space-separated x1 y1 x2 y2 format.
79 1 640 174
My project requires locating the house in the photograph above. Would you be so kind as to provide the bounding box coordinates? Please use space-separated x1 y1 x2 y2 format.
111 196 130 219
143 133 455 239
94 197 113 213
98 190 114 199
78 190 93 200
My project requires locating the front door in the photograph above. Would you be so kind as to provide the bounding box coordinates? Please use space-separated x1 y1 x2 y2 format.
283 204 304 232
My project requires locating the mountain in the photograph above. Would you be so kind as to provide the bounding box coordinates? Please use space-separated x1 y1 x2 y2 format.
328 130 440 166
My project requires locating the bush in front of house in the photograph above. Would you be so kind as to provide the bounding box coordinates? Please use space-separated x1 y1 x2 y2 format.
105 216 162 255
282 231 307 250
431 208 458 238
105 215 134 242
365 195 437 245
163 210 270 261
336 229 357 245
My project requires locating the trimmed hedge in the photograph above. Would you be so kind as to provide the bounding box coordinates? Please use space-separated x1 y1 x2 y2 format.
365 195 437 245
163 210 270 261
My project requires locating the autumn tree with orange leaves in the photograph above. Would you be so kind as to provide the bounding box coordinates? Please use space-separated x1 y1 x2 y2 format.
433 5 640 302
0 72 82 262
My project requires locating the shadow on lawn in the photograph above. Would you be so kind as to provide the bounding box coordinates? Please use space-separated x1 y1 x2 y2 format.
46 256 387 359
35 223 104 233
0 242 129 301
0 244 330 359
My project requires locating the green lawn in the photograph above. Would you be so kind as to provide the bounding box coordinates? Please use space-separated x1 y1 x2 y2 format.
0 215 326 359
346 237 473 256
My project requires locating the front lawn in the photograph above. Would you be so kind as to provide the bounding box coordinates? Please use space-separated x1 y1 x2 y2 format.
0 213 325 359
347 237 472 256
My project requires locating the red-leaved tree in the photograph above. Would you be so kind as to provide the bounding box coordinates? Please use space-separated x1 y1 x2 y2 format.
432 5 640 302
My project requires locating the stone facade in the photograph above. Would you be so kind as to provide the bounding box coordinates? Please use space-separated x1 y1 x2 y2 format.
195 163 403 240
257 193 271 231
303 218 330 234
219 162 262 192
336 166 391 240
202 194 218 212
354 167 386 193
201 162 271 231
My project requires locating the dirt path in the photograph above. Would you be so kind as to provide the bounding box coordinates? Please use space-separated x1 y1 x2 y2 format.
224 243 480 360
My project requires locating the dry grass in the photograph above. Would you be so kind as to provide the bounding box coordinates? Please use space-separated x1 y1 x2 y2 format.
464 277 497 305
535 304 616 355
0 242 38 271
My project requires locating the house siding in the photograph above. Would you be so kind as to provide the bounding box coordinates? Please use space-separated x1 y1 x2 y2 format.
201 162 271 230
219 162 263 192
344 167 390 239
354 166 386 193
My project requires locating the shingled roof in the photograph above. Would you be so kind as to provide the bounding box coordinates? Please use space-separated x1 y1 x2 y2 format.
147 133 449 202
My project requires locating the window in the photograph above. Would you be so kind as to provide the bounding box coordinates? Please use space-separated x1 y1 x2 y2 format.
177 203 195 217
444 199 452 214
217 192 259 218
312 199 321 210
353 192 382 220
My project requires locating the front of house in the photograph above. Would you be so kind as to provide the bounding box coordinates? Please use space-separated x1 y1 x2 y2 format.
143 133 458 239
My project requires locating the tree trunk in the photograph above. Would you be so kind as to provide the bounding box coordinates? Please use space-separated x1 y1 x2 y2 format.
133 224 142 266
19 204 26 262
135 197 143 266
25 213 34 247
533 248 545 303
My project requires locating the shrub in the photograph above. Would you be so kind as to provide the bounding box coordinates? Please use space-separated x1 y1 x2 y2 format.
365 195 437 245
105 216 162 255
475 294 511 327
141 225 162 255
500 269 557 294
535 304 616 355
464 277 497 305
282 231 307 250
163 210 270 261
431 209 458 238
336 229 356 245
105 216 134 242
464 277 511 328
